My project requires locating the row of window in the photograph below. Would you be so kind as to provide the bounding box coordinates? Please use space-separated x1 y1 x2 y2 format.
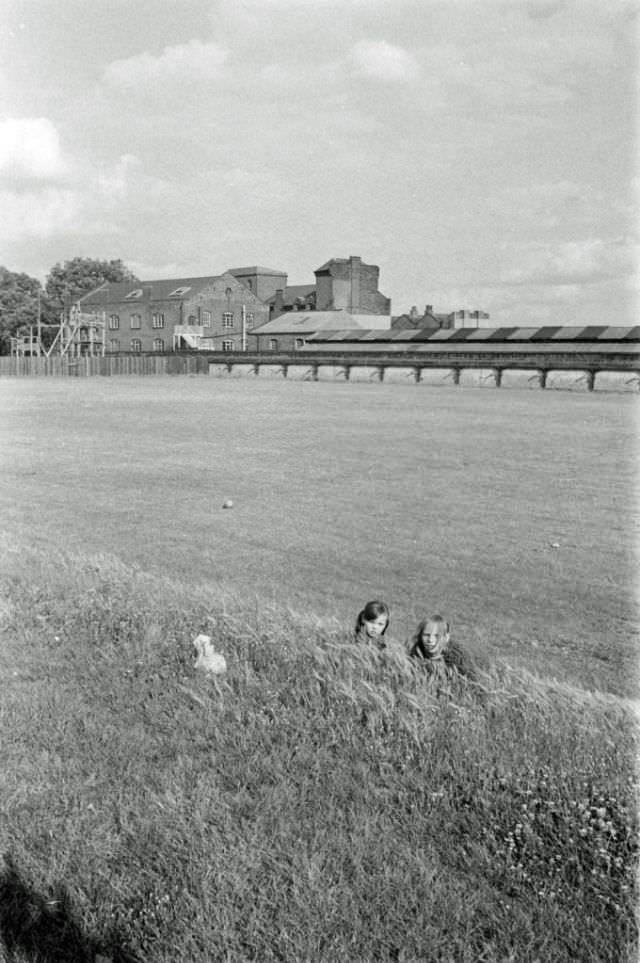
107 337 303 353
108 312 255 330
108 339 242 352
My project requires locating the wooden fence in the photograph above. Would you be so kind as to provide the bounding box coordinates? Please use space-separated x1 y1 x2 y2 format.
0 354 209 377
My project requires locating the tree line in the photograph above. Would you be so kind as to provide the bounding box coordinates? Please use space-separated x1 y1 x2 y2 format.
0 257 138 354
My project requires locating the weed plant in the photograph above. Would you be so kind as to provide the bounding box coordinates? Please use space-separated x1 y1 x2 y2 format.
0 547 637 962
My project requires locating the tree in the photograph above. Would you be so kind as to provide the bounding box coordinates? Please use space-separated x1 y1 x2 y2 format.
0 267 44 355
45 257 139 315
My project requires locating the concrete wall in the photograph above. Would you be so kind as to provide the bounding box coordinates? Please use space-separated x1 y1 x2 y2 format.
316 365 349 381
348 365 382 383
418 367 456 386
285 365 316 381
257 364 286 379
545 370 590 391
382 366 418 383
500 368 542 389
593 371 640 393
459 368 500 387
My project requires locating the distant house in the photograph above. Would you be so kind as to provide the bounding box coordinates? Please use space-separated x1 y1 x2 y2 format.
392 305 490 330
250 309 392 352
77 273 269 353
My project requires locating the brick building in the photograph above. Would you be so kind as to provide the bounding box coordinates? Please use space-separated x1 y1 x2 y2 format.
77 273 269 353
314 256 391 315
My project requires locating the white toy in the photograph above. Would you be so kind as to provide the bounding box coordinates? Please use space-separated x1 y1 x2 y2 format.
193 634 227 675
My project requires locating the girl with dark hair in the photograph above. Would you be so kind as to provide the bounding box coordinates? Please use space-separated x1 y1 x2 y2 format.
354 600 390 650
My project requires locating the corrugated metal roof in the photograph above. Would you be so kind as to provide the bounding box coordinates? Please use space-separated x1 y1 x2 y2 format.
529 326 563 341
465 328 501 341
391 330 423 341
505 327 544 340
599 326 640 341
550 327 587 340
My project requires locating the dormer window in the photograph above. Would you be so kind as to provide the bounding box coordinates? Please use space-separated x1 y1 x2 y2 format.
124 289 143 300
168 286 191 298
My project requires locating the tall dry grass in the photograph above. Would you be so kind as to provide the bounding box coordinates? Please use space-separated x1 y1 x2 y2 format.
0 546 637 962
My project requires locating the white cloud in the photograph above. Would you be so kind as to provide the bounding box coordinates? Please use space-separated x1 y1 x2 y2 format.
350 40 421 83
500 237 638 285
0 117 67 183
104 40 228 88
0 152 139 241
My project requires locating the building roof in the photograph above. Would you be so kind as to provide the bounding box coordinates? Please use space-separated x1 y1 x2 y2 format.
227 266 288 277
251 310 392 335
304 326 640 344
78 275 226 305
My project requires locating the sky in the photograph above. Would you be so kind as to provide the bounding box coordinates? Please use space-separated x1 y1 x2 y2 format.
0 0 637 324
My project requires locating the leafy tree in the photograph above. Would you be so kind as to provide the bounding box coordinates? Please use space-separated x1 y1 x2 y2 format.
0 267 44 355
45 257 138 315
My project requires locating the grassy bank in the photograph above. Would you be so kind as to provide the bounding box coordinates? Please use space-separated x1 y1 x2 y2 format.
1 548 637 962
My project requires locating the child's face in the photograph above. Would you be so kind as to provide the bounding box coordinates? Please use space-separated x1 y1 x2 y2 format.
364 614 388 639
421 621 449 655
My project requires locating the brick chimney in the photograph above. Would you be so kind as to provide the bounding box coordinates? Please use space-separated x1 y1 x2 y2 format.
273 289 284 318
349 256 361 312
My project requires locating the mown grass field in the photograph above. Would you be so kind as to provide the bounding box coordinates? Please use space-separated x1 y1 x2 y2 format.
0 376 638 962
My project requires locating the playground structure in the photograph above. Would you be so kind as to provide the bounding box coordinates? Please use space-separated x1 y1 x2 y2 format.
10 303 106 360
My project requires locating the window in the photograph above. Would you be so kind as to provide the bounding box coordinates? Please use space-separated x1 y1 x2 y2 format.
108 314 119 330
295 338 304 350
124 288 143 300
130 314 141 329
222 312 234 328
222 340 234 352
246 312 255 328
269 339 278 351
187 315 197 324
109 339 120 352
130 339 142 353
153 338 165 352
152 313 164 328
201 310 212 327
168 286 191 298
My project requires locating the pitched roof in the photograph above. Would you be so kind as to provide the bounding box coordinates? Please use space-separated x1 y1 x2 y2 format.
77 276 224 305
251 310 391 334
227 266 288 276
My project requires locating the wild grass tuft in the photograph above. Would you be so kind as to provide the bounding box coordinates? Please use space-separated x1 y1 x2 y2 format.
0 547 637 962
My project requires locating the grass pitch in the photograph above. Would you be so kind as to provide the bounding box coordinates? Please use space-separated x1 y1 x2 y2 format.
0 376 638 962
0 376 637 693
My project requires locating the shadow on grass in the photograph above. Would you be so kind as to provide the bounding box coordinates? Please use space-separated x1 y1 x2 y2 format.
0 855 140 963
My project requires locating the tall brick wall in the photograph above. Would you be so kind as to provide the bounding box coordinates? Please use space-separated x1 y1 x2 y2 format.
314 256 390 315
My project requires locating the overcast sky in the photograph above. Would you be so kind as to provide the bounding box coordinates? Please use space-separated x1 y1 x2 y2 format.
0 0 637 324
